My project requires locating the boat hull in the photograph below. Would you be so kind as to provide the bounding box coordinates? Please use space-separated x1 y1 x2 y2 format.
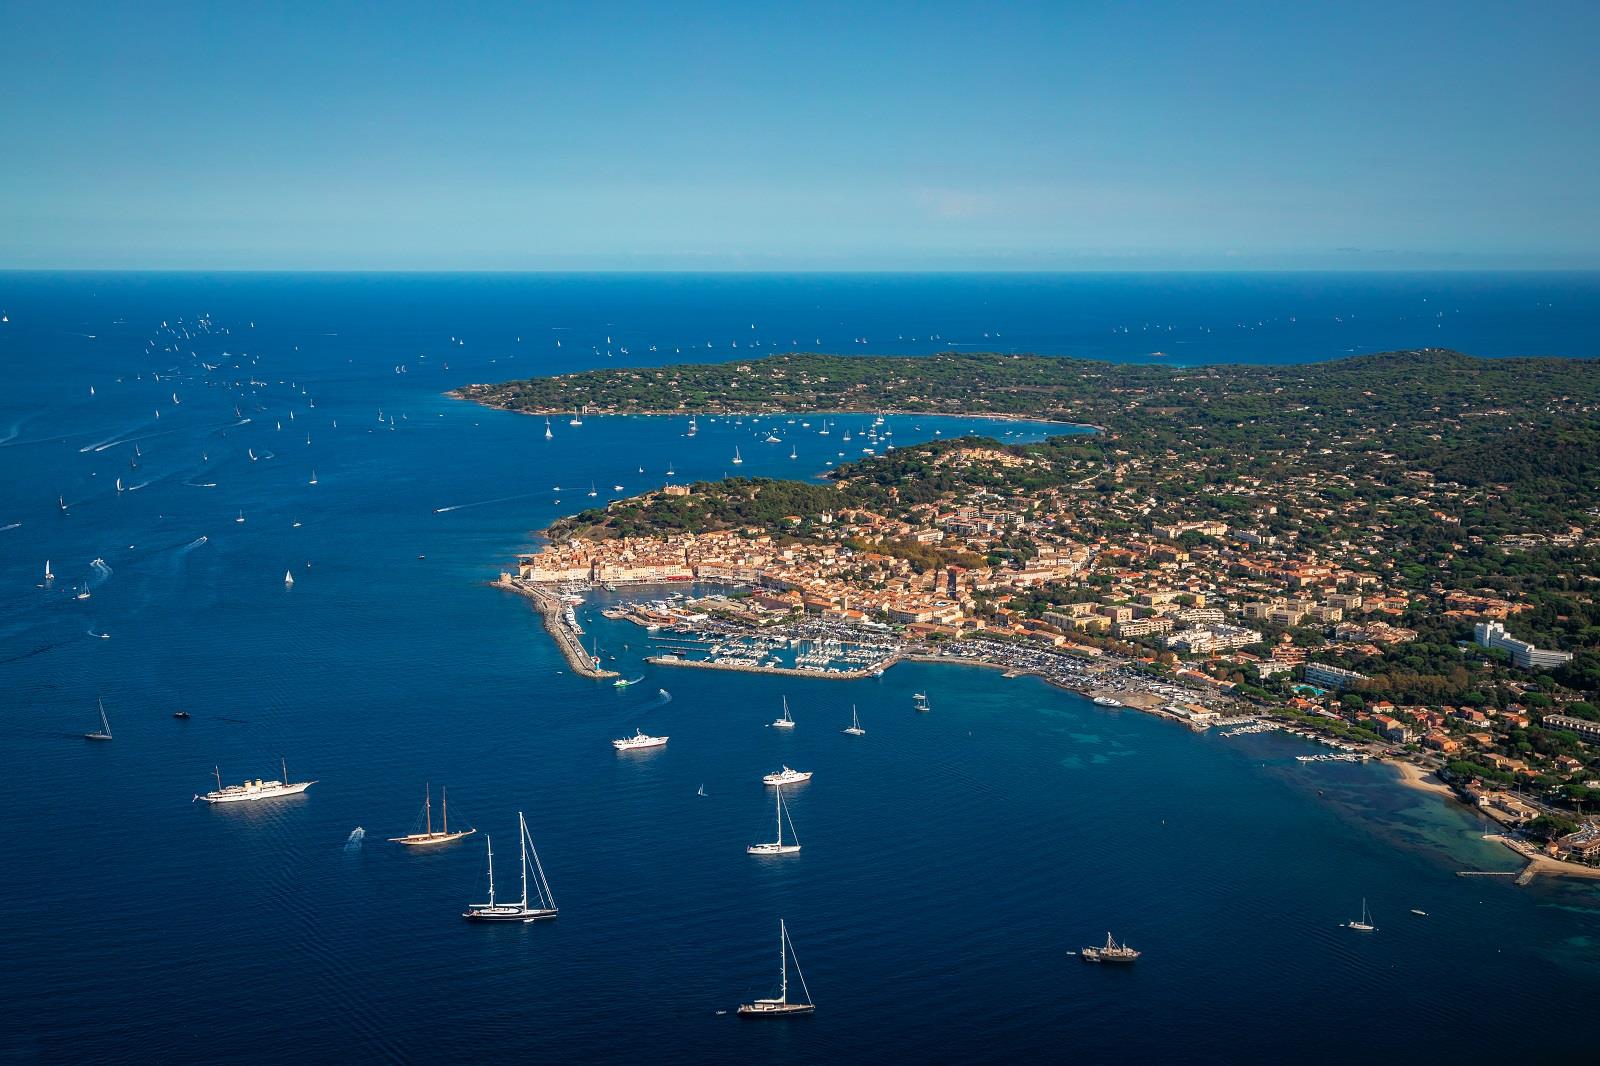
738 1003 814 1016
463 906 559 923
390 829 476 846
196 781 314 804
747 844 801 855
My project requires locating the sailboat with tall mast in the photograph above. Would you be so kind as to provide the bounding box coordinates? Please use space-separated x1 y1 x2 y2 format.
737 919 815 1016
83 698 113 741
389 783 476 846
464 812 558 922
770 695 795 729
194 757 315 803
747 786 801 855
1342 898 1377 932
843 704 865 736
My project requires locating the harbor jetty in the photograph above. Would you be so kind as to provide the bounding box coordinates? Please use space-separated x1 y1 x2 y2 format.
645 653 892 680
495 574 618 680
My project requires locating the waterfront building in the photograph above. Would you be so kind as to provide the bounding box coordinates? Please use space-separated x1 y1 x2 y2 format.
1302 662 1370 690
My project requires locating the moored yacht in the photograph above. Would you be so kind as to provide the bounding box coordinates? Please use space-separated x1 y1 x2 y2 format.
194 758 315 803
747 786 801 855
613 729 668 751
389 783 476 846
762 766 812 786
843 705 865 736
737 919 814 1016
770 695 795 729
1342 898 1377 932
83 698 113 741
463 812 558 922
1079 931 1141 963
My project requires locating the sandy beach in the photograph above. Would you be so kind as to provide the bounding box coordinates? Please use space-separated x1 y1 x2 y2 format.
1391 760 1459 800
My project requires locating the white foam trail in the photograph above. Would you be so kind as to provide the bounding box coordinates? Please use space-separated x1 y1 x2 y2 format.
433 490 547 513
0 522 19 532
344 827 365 852
180 535 209 552
80 421 155 453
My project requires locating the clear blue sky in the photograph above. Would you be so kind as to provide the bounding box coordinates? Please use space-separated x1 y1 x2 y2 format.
2 1 1596 270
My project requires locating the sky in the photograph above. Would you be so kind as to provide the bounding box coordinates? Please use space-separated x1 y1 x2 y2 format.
1 1 1597 271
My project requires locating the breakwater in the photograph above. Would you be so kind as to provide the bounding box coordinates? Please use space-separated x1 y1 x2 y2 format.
495 575 618 679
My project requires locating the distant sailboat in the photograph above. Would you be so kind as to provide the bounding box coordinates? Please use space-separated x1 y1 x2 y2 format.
544 418 553 440
569 409 583 427
747 786 801 855
732 446 742 465
43 560 53 584
843 705 865 736
790 444 797 460
235 511 245 524
737 920 815 1016
84 698 113 741
309 469 318 485
687 415 698 436
463 812 558 922
389 783 476 846
697 783 707 797
284 569 295 587
1342 898 1377 933
771 695 795 729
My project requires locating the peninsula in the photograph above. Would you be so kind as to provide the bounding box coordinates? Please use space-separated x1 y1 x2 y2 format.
468 348 1600 869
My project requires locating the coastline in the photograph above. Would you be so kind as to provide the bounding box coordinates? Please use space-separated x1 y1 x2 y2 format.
448 391 1103 434
1390 760 1458 801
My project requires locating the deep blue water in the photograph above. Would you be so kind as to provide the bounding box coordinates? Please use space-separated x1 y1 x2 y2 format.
1 273 1598 1065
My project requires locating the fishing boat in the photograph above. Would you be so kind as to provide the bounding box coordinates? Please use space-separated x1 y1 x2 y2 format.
747 786 801 855
843 704 865 736
762 766 812 786
737 920 814 1016
389 783 475 846
84 698 113 741
613 728 668 751
463 812 558 922
172 710 190 720
1342 898 1377 932
770 695 795 729
1079 931 1141 963
194 758 315 803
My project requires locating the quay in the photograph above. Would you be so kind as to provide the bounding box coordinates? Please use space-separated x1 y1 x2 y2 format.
495 574 618 680
645 653 894 680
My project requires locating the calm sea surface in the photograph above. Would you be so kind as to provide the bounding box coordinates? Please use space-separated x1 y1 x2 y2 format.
1 273 1598 1064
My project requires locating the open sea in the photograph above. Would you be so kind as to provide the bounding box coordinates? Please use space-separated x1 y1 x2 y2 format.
2 272 1598 1064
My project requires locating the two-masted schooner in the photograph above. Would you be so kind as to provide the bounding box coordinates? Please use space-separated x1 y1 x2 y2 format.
463 811 558 923
388 783 475 846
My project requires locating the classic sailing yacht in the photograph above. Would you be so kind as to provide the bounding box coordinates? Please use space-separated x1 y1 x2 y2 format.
194 758 315 803
843 705 865 736
747 786 801 855
770 696 795 729
83 698 113 741
389 783 476 846
1342 898 1377 932
737 919 814 1016
463 812 558 922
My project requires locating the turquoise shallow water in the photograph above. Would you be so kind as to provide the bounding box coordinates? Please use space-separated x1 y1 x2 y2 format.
1 273 1598 1064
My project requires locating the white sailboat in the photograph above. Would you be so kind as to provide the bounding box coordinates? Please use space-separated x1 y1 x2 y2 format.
44 560 53 584
544 418 553 440
1342 898 1377 932
747 786 801 855
309 469 318 485
770 695 795 729
843 705 865 736
569 408 583 426
84 698 113 741
732 446 742 465
284 569 295 587
789 444 797 460
737 919 814 1015
463 812 558 922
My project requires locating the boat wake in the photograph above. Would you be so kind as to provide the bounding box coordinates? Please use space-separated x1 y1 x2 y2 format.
432 490 548 514
179 535 209 553
0 522 20 533
344 827 365 852
636 687 673 712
